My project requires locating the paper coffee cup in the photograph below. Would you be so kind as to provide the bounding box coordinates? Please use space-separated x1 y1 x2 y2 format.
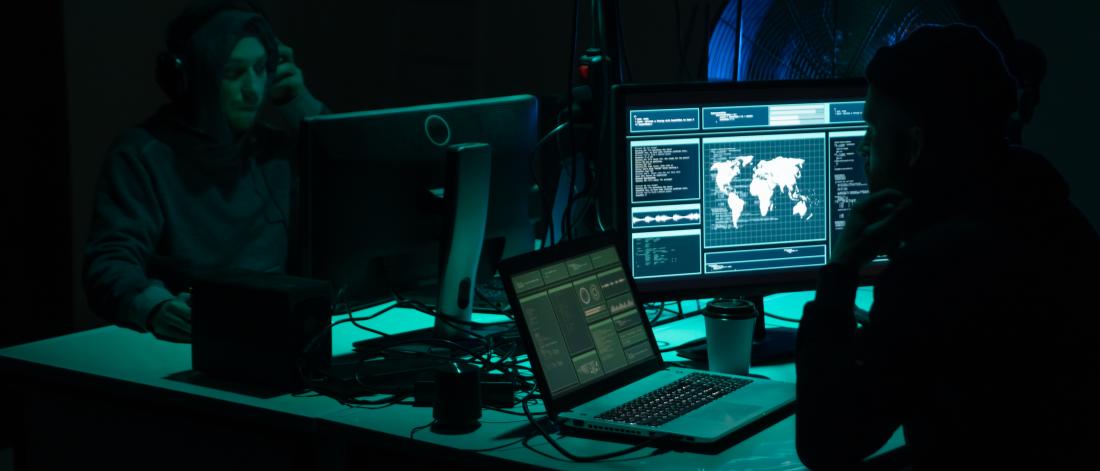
704 299 757 376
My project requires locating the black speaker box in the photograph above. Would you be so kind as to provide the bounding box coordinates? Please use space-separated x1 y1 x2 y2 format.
191 270 332 391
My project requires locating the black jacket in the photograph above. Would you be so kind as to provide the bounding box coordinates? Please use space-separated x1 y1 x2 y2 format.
796 146 1100 469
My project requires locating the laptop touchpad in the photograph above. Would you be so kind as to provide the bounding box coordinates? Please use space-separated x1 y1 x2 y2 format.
678 402 766 428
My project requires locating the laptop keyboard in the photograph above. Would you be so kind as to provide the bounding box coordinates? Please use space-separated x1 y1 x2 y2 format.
595 372 753 426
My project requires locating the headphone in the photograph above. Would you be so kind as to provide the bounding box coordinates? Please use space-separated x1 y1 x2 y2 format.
155 0 270 101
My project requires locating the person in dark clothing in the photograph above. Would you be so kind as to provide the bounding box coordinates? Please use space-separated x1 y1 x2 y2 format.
83 0 326 342
796 24 1100 469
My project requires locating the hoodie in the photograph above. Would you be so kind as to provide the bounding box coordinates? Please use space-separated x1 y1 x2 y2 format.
83 10 320 331
795 145 1100 469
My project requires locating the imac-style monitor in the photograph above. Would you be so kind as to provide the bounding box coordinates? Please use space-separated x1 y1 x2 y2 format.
300 95 538 309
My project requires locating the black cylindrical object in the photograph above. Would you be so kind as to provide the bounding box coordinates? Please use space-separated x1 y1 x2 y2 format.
432 362 482 434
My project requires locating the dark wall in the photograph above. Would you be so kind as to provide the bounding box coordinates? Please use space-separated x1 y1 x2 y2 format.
65 0 198 334
57 0 1095 336
284 0 722 112
3 0 71 347
999 0 1100 230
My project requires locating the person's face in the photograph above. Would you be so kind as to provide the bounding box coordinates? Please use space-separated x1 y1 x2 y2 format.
220 36 268 134
860 86 921 194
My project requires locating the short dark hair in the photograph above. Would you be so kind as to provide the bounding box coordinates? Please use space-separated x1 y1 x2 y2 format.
866 24 1017 137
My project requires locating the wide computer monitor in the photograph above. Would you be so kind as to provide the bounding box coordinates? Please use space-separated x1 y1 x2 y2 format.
299 95 538 310
611 79 883 360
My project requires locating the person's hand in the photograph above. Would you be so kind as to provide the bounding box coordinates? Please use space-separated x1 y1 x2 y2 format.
148 298 192 343
269 43 308 106
831 189 912 269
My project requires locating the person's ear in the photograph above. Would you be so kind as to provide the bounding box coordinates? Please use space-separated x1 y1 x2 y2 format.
906 126 924 168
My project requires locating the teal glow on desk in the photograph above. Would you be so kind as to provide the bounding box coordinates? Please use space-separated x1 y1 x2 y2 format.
319 287 903 470
1 286 899 470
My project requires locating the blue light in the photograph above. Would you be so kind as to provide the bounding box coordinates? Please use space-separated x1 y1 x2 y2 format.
707 1 961 82
707 0 741 81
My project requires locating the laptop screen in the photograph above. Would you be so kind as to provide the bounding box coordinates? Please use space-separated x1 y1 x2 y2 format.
506 242 659 399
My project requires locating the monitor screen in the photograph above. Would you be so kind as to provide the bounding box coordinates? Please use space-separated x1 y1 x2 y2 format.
612 80 882 302
300 95 538 308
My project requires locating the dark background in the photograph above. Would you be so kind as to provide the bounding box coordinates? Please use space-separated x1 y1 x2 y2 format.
5 0 1097 348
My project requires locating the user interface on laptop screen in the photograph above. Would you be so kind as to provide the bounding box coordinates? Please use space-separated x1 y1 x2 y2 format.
509 245 655 397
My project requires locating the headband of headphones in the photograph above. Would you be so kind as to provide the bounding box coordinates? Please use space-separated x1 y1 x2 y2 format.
156 0 273 101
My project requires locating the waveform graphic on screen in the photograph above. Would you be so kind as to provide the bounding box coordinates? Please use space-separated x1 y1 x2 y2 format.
631 203 703 229
632 212 701 225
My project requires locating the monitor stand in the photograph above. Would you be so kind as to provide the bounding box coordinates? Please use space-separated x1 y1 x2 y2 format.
340 321 514 397
744 295 798 365
339 143 500 394
350 322 513 355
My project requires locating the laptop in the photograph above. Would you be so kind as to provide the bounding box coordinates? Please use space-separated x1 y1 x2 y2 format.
499 232 796 444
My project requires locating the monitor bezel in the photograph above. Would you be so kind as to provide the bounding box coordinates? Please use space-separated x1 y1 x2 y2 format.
611 79 884 304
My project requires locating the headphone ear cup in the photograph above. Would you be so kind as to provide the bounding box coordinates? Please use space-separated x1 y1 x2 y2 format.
155 51 188 101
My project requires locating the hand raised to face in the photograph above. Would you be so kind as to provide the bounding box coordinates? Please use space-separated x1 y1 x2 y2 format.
831 189 912 269
269 43 307 106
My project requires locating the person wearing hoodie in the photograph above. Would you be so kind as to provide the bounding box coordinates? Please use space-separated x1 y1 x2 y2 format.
83 0 326 343
794 24 1100 469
